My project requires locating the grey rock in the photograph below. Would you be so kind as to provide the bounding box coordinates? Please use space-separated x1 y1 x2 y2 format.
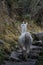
0 39 5 45
9 51 21 61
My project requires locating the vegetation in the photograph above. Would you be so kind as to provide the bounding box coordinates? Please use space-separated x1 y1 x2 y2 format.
38 51 43 65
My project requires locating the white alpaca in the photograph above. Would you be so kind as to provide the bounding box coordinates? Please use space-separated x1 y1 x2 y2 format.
18 22 33 53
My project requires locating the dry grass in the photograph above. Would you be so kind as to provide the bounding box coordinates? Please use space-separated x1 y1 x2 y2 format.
0 14 43 51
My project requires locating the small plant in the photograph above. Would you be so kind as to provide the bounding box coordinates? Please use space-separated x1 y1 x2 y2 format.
0 47 5 63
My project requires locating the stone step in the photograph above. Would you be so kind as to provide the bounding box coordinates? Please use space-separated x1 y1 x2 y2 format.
1 59 38 65
29 53 39 59
33 40 43 46
30 50 41 54
30 45 43 50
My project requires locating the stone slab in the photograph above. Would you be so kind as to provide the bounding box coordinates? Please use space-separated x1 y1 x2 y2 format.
2 59 38 65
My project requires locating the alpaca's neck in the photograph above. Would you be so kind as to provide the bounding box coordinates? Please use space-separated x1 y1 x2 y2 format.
21 24 27 34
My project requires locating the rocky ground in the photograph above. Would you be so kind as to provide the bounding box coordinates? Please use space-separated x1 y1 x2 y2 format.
0 32 43 65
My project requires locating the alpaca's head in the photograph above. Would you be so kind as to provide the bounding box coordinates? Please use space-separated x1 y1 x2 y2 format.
21 22 28 34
